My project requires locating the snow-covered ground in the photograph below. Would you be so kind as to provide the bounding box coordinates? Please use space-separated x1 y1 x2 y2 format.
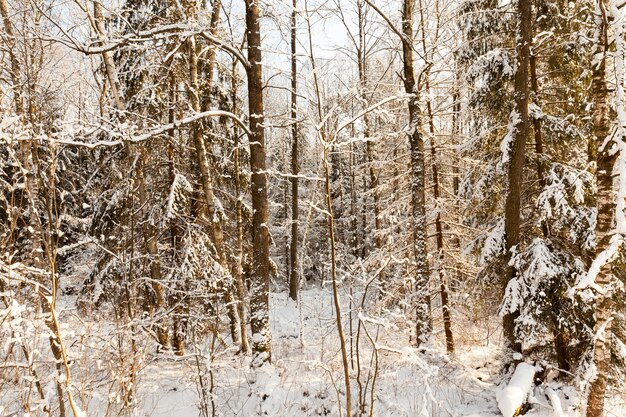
3 287 625 416
83 289 624 417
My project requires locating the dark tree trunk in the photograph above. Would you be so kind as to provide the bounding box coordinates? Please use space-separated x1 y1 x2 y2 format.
529 53 549 238
357 0 385 292
245 0 272 364
288 0 300 302
418 0 454 354
401 0 431 346
502 0 531 357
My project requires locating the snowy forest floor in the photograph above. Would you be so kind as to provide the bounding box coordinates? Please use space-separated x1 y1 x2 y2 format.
61 289 626 416
4 286 626 416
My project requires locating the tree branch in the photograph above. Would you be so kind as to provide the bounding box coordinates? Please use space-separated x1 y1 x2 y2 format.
19 110 252 148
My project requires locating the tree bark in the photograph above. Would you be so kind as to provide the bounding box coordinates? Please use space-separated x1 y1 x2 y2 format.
0 0 24 116
203 0 222 105
245 0 272 364
93 1 125 112
401 0 431 346
231 59 251 354
418 0 454 354
586 1 614 415
288 0 300 302
502 0 531 357
529 53 549 238
323 144 352 417
357 0 385 293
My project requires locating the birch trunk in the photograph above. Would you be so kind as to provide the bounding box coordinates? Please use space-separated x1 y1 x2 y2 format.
93 1 124 112
0 0 23 116
586 1 614 415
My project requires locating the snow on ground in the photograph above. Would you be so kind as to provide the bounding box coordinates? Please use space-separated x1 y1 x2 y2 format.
496 362 539 417
4 286 625 416
105 288 624 417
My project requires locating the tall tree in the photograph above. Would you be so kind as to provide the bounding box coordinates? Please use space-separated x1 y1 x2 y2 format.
458 0 597 373
245 0 272 363
288 0 299 302
184 0 245 353
0 0 23 116
586 0 614 414
356 0 385 290
364 0 432 343
401 0 431 345
502 0 531 357
417 0 454 354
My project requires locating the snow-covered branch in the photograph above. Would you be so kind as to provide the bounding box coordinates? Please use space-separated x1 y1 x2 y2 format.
19 110 251 148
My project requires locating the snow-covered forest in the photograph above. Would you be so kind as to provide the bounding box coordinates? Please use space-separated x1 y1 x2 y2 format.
1 0 626 415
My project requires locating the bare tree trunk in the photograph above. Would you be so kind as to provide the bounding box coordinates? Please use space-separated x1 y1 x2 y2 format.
137 149 170 349
20 86 71 417
304 2 351 410
206 0 250 351
529 53 550 239
93 0 124 112
401 0 431 346
418 0 454 354
586 1 614 415
186 13 225 270
231 60 251 354
204 0 222 102
502 0 531 357
323 144 352 417
0 0 24 116
184 0 242 350
357 0 385 292
288 0 300 302
245 0 272 364
27 139 85 417
166 75 187 356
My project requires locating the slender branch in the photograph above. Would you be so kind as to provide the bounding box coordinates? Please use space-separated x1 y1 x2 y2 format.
363 0 411 44
199 31 250 69
335 94 412 136
37 6 251 68
18 110 252 148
